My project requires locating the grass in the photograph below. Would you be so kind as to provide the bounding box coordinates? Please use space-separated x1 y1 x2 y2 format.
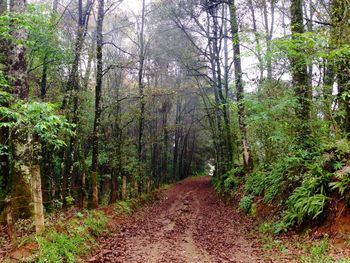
115 200 133 214
257 222 350 263
35 210 107 263
300 238 332 263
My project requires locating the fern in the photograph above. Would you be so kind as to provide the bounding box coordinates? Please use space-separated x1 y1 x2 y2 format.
283 173 331 226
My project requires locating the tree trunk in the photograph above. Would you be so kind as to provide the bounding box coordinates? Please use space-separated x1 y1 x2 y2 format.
248 0 264 81
31 135 45 234
109 168 118 204
122 175 127 200
229 0 253 169
331 0 350 136
40 55 48 99
8 0 33 219
91 0 104 209
0 0 9 207
137 0 146 192
211 6 233 170
262 0 274 80
62 0 92 206
290 0 311 142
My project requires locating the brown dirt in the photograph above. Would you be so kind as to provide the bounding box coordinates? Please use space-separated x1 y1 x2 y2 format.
88 177 266 263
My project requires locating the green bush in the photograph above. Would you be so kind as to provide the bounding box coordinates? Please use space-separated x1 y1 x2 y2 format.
115 200 132 214
36 231 88 263
244 167 284 203
245 170 266 196
36 211 107 262
212 167 244 194
223 175 237 193
283 173 331 227
239 195 253 213
84 211 108 236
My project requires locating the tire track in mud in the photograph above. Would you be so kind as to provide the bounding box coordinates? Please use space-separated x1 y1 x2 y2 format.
88 177 264 263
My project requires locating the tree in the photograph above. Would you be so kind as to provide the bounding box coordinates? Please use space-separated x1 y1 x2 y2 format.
91 0 105 209
229 0 253 169
137 0 147 193
61 0 92 207
0 0 9 205
7 0 32 220
290 0 310 142
331 0 350 137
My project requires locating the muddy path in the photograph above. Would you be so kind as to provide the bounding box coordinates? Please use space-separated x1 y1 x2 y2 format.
88 177 266 263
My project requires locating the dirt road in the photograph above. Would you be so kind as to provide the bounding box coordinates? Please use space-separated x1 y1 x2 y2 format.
88 177 265 263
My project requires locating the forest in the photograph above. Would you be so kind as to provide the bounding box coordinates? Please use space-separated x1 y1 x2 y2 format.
1 0 350 261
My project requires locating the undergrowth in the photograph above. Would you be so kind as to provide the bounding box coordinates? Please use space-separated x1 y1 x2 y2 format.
212 139 350 233
300 238 331 263
14 191 160 262
35 210 107 263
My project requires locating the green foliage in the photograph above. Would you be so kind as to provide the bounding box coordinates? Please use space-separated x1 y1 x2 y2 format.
193 171 207 177
259 222 274 234
273 30 330 68
245 170 266 196
0 99 74 149
283 172 331 227
239 195 253 213
212 175 223 193
36 211 107 262
246 81 298 164
300 238 331 263
115 200 132 214
36 230 88 263
330 175 350 196
84 211 108 236
64 196 75 207
260 235 289 254
223 175 237 193
0 90 11 105
244 149 311 204
212 167 244 194
245 136 350 233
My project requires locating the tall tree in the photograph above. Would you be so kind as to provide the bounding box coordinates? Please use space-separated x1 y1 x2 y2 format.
8 0 32 219
262 0 275 80
248 0 264 81
137 0 146 193
228 0 253 169
331 0 350 137
290 0 310 142
91 0 105 208
0 0 9 203
62 0 92 206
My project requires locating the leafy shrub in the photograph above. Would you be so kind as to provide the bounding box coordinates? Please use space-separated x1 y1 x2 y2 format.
36 230 88 263
36 211 107 262
223 175 237 194
115 200 132 214
259 222 273 234
84 211 108 236
239 195 253 213
244 167 284 203
330 173 350 196
245 170 266 196
283 173 331 227
212 175 222 193
212 167 244 194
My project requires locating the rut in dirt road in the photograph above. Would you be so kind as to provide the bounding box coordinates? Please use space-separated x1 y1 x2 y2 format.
88 177 265 263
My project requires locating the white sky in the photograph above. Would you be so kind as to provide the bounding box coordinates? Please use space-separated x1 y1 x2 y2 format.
120 0 149 13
